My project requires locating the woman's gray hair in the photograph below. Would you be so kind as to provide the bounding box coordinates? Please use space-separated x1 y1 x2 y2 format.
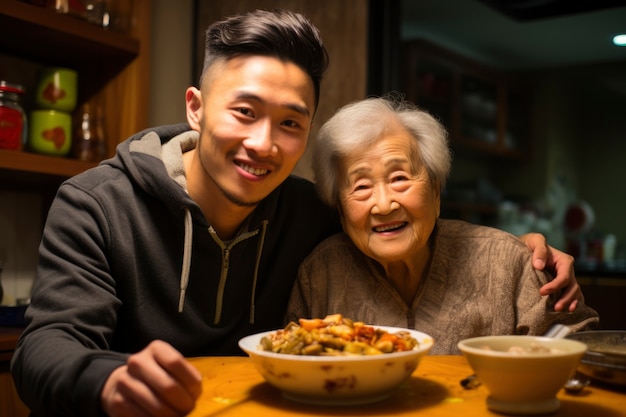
312 96 451 208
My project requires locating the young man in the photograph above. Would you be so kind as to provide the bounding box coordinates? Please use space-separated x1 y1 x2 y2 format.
12 9 581 417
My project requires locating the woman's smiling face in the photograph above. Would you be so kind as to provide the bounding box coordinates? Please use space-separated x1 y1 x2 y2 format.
338 129 441 265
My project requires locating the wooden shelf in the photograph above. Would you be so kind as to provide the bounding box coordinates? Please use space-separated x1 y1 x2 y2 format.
0 0 150 186
0 0 139 100
401 40 530 159
0 1 138 66
0 149 96 179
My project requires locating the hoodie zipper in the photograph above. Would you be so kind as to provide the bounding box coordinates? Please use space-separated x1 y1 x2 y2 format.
209 226 261 325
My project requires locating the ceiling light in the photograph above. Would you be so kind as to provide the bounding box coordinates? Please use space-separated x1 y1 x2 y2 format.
613 34 626 46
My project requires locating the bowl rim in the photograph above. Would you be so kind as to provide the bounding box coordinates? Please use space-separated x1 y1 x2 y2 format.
238 326 434 362
457 335 588 357
566 330 626 368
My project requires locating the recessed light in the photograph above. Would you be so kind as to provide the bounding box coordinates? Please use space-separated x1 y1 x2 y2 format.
613 34 626 46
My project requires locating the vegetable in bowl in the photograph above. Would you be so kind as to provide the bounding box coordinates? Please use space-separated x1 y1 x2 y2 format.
259 314 419 356
239 314 434 405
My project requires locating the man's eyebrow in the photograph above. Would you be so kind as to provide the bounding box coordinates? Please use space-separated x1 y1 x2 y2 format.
287 103 311 117
234 91 311 117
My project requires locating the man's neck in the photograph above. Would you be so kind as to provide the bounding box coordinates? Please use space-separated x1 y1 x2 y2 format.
183 150 255 240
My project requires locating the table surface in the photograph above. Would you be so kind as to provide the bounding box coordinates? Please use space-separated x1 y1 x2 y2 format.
187 355 625 417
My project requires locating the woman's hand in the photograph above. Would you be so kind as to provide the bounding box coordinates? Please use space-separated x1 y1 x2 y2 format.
519 232 583 312
101 340 202 417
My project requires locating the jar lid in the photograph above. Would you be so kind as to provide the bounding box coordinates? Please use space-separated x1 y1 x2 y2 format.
0 80 25 94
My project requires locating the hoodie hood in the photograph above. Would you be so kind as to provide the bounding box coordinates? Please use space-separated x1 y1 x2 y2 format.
101 123 270 321
104 123 198 216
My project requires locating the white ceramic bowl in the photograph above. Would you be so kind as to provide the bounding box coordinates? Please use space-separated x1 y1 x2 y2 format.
239 326 433 405
458 335 588 415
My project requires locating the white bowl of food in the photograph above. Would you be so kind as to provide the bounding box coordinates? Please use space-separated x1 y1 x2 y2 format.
458 335 588 415
238 314 434 405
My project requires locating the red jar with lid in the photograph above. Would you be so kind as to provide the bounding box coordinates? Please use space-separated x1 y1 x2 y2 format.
0 81 27 150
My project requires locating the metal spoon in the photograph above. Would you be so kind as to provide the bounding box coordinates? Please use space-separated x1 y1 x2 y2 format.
460 324 574 390
542 323 575 339
563 375 590 394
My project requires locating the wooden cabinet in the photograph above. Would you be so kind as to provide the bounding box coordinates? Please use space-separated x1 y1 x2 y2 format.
0 327 28 417
401 40 530 159
0 1 151 412
0 0 151 189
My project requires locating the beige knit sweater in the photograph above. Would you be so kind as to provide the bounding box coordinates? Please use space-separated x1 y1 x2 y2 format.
287 219 599 354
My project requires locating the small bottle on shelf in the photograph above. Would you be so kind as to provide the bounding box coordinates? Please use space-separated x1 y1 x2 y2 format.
72 101 107 162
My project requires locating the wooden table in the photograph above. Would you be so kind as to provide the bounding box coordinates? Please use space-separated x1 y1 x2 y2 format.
188 355 625 416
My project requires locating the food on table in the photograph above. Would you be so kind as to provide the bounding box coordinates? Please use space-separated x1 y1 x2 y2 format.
258 314 419 356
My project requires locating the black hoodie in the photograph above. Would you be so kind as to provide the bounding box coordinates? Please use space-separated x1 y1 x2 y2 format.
11 124 341 417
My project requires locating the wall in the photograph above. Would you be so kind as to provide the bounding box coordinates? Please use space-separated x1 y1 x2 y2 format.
148 0 193 126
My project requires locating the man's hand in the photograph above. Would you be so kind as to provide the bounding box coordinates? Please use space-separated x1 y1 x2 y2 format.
101 340 202 417
519 232 583 312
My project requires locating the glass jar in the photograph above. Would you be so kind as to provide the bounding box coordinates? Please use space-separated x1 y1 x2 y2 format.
72 101 107 162
0 81 27 151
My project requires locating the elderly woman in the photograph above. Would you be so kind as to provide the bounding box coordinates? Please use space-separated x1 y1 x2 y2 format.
287 97 599 354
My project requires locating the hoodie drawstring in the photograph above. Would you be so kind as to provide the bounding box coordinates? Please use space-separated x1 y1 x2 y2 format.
179 216 268 324
249 220 268 323
178 207 193 313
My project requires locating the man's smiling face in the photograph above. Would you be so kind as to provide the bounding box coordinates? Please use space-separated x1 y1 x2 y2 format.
193 55 316 207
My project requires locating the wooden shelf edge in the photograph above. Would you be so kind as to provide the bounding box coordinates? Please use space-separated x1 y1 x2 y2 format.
0 0 139 60
0 149 97 178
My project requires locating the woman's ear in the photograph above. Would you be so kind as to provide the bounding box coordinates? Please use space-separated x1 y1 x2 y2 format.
185 87 202 131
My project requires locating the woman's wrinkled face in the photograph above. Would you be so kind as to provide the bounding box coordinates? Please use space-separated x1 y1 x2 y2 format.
339 131 440 264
